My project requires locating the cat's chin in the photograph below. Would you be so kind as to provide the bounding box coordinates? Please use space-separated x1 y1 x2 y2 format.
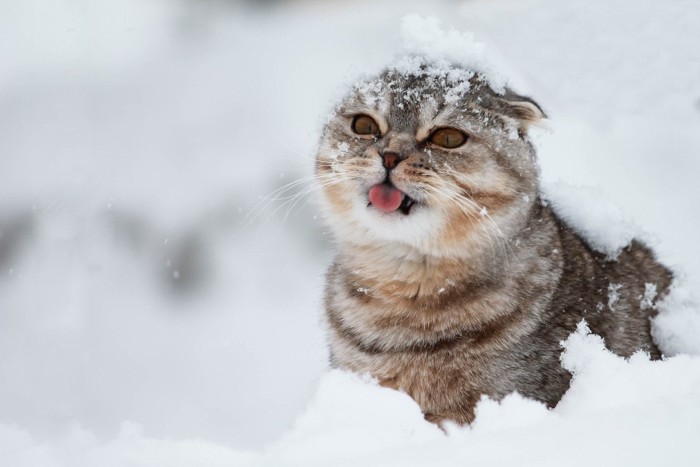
352 197 442 245
319 182 448 254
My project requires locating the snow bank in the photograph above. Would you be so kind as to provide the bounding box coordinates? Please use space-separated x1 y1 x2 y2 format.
542 181 639 260
265 372 443 465
0 422 257 467
653 282 700 356
4 324 699 467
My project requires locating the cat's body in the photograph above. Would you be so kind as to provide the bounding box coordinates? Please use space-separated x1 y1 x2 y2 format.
316 59 672 424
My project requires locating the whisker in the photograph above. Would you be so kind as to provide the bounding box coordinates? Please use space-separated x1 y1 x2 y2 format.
243 170 351 230
425 184 499 259
426 182 511 266
266 177 346 227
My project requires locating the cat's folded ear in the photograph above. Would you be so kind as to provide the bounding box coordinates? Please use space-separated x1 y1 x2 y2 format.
496 91 547 130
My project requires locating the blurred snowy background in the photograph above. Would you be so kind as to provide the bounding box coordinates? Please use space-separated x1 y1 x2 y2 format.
1 0 699 465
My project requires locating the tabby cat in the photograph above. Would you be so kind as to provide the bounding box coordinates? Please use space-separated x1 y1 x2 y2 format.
315 58 672 425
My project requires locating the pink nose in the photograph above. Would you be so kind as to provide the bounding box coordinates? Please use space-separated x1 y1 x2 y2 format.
381 151 404 170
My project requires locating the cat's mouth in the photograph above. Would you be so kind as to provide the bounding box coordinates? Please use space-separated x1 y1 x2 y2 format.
368 182 415 215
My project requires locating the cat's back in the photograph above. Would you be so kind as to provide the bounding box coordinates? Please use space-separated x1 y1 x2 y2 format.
543 208 674 359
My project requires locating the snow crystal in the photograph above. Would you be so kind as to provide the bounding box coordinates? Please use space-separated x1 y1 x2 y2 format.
558 320 700 417
354 77 386 107
607 283 622 310
330 141 350 160
639 282 657 310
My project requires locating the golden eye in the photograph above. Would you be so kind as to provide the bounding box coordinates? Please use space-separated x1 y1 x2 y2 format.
351 115 380 136
428 128 468 148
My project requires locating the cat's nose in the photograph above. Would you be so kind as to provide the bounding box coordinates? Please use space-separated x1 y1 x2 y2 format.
381 151 406 170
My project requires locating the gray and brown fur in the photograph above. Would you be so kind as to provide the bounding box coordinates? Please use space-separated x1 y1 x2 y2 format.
315 60 673 425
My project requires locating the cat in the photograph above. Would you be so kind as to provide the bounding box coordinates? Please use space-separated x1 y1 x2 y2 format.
315 58 673 425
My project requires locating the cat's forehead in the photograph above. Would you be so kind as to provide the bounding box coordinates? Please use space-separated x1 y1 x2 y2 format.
341 66 493 132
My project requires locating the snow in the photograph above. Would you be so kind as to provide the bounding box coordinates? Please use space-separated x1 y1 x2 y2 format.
399 14 506 93
4 325 700 467
542 182 639 260
349 15 507 117
639 282 657 311
2 0 700 466
607 283 622 310
653 282 700 357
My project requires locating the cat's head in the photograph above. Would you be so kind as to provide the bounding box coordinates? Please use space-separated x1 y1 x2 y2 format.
316 59 545 260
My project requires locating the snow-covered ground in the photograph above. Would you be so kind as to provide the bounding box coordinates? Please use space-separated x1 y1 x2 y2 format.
1 1 699 465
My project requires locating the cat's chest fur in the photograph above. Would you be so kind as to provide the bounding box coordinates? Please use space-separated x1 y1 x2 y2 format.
324 205 671 423
328 310 548 424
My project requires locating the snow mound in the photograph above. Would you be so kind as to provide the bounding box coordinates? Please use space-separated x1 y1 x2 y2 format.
344 16 508 126
542 181 639 259
266 371 442 465
0 421 257 467
559 321 700 414
395 14 506 92
653 281 700 356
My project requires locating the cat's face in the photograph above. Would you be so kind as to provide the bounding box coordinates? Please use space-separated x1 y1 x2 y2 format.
316 61 544 259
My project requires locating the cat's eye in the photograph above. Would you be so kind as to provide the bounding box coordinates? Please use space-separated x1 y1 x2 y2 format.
351 115 380 136
428 128 468 149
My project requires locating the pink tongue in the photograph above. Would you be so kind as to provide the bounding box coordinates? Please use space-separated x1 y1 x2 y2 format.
368 184 404 213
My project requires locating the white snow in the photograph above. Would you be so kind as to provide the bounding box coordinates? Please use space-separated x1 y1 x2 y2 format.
399 14 506 92
653 281 700 357
4 324 700 467
607 283 622 310
2 0 700 466
640 282 657 311
542 181 639 260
